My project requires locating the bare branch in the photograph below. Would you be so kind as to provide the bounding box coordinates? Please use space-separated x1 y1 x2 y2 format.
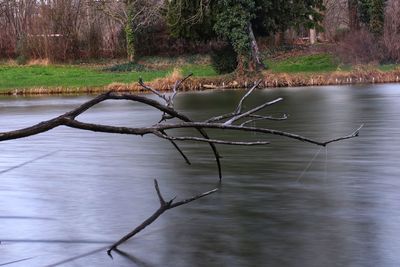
153 122 362 147
169 73 193 108
154 179 166 205
107 180 218 256
160 130 191 165
224 98 283 125
235 79 262 114
0 79 363 259
206 80 262 123
139 73 193 109
155 131 270 146
323 124 364 146
170 188 218 209
240 114 288 126
138 78 167 102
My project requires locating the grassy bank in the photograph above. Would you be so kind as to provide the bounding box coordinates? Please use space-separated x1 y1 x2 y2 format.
1 54 399 95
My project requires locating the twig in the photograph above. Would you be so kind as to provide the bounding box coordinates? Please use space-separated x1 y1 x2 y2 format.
223 98 283 125
206 80 262 123
168 73 193 107
155 131 270 146
323 124 364 146
159 130 191 165
234 79 262 114
107 179 218 256
138 78 166 101
240 114 288 126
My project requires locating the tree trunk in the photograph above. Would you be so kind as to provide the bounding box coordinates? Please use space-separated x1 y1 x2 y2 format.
125 23 135 61
125 0 135 61
248 23 265 71
348 0 360 31
310 28 317 44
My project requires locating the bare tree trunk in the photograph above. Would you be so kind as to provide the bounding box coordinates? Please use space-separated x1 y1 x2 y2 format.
125 0 135 61
348 0 360 31
248 23 265 71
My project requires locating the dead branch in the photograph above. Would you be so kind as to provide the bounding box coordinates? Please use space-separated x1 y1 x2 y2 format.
139 73 193 108
0 77 364 258
0 78 363 182
206 80 263 123
0 89 223 179
240 114 288 126
107 179 218 256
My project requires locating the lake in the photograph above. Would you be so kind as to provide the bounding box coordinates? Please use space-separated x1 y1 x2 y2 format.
1 84 400 267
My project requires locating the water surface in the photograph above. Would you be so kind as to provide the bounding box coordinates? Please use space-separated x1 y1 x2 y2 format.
0 84 399 267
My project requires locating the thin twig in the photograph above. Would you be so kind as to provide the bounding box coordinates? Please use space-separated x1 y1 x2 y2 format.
138 78 166 101
234 79 262 114
224 98 283 125
206 80 262 123
155 132 270 146
159 130 191 165
168 73 193 108
240 114 288 126
323 124 364 146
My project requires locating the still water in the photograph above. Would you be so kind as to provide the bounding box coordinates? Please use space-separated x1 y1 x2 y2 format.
0 84 399 267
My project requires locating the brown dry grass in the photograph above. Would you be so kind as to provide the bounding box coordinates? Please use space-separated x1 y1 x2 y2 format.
27 58 51 66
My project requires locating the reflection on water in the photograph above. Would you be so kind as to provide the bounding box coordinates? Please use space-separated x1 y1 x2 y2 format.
0 84 400 267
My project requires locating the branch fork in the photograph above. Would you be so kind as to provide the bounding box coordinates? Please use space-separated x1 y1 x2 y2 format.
107 179 218 256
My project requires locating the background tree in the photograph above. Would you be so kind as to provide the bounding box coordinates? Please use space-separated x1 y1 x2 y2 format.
167 0 324 73
213 0 324 73
369 0 385 35
90 0 164 61
348 0 360 30
166 0 214 40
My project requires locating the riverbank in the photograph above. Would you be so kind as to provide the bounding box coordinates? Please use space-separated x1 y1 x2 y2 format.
5 69 400 95
1 54 400 95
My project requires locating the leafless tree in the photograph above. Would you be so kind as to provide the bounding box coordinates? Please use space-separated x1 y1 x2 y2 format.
0 77 363 255
323 0 348 40
90 0 165 60
383 0 400 62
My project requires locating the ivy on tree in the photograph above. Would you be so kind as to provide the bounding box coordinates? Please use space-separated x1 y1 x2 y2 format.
167 0 324 73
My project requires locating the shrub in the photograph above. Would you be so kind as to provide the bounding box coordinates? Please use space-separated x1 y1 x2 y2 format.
103 62 148 72
335 28 384 64
210 44 238 74
16 55 28 65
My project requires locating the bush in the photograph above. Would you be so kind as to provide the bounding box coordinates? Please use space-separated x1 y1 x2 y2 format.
335 28 384 64
16 55 28 65
103 62 148 72
210 44 238 74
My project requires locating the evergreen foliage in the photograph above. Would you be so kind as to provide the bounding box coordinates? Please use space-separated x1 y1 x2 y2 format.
369 0 385 35
357 0 385 35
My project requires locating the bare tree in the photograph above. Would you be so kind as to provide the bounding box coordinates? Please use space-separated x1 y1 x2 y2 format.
348 0 360 31
0 0 37 57
0 77 363 255
323 0 348 40
91 0 164 60
383 0 400 62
